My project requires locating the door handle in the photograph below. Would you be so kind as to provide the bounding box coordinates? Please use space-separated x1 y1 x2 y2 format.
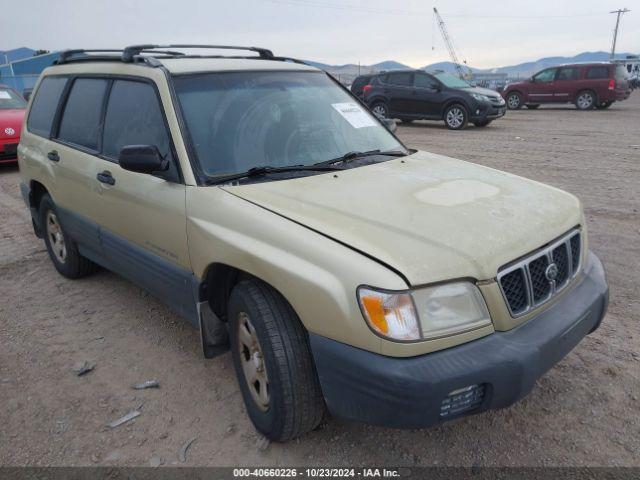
96 171 115 186
47 150 60 162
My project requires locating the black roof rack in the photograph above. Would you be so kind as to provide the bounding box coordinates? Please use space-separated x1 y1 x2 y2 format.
55 44 292 68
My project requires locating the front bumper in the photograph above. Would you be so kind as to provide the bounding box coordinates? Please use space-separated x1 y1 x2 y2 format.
469 102 507 121
309 250 608 429
0 138 19 163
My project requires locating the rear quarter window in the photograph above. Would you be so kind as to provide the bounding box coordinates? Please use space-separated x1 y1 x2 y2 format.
57 78 109 150
27 76 67 138
585 66 610 79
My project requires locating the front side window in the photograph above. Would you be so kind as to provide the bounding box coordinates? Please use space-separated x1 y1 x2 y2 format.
57 78 108 150
102 80 172 161
557 67 579 81
27 77 67 137
174 71 404 177
533 69 557 83
0 88 27 110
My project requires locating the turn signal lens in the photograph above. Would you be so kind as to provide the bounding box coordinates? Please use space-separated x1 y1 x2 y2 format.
358 288 421 341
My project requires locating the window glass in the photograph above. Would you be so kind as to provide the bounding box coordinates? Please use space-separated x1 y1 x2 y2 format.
174 71 404 177
26 77 67 137
414 73 438 89
58 78 108 150
102 80 172 161
557 67 579 81
387 72 413 86
586 66 609 79
0 87 27 110
433 72 471 88
533 69 557 83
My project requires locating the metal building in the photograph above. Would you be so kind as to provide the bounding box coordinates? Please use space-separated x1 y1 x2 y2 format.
0 48 60 95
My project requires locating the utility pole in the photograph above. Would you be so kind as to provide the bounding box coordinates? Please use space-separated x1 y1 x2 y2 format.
610 8 630 60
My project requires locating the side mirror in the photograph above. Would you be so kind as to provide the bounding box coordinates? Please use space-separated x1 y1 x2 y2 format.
373 113 397 133
118 145 167 174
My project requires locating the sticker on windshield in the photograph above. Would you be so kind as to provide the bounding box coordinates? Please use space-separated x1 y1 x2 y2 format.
0 91 11 99
331 102 377 129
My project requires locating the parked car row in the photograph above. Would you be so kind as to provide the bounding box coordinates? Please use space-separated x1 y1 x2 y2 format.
352 62 633 130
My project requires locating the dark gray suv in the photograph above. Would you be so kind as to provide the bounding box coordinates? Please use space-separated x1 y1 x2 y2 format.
362 70 507 130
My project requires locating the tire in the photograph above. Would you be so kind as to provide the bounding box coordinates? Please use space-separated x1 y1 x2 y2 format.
575 90 596 110
526 104 540 110
443 104 468 130
473 120 492 127
228 278 325 441
506 92 523 110
39 194 94 279
596 101 612 110
370 101 389 118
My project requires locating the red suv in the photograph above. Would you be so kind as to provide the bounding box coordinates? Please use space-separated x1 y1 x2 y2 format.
502 63 631 111
0 85 27 164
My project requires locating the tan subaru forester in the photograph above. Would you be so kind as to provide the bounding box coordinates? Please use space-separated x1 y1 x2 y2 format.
18 45 609 441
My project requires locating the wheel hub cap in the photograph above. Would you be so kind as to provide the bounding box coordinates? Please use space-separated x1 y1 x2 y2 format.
46 211 67 263
447 108 464 127
237 312 269 411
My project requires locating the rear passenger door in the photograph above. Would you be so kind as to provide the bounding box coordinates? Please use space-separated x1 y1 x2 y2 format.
383 72 415 116
554 67 580 102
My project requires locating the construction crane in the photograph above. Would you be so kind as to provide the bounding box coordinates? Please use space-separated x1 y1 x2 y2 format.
433 7 473 80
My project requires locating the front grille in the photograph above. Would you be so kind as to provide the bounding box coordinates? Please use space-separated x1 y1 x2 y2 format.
498 229 582 317
440 384 486 418
0 142 18 160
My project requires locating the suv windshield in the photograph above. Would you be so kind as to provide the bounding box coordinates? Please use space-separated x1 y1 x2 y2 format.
433 72 471 89
0 88 27 110
173 71 404 177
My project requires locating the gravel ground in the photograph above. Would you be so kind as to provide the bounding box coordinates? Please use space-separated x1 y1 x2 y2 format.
1 95 639 467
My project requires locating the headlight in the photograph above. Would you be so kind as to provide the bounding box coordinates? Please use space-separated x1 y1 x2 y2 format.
470 93 491 102
358 282 491 342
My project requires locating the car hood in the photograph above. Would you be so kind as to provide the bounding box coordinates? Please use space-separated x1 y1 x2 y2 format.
461 86 503 99
0 109 25 139
223 151 582 286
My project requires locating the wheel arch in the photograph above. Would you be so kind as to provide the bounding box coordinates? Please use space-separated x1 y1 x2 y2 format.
440 98 470 119
575 88 598 104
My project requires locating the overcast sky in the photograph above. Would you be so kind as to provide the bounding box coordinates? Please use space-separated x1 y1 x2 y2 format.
2 0 638 68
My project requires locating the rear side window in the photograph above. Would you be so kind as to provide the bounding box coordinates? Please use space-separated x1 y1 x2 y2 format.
27 77 67 137
102 80 172 161
414 73 439 89
387 72 413 86
557 67 579 81
57 78 109 150
586 66 610 79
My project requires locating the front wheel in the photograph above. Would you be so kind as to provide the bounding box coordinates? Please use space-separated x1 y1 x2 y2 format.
444 104 468 130
575 91 596 110
228 279 325 441
40 195 94 279
506 92 523 110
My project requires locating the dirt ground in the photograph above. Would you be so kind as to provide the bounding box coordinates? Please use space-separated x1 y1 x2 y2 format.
1 95 639 468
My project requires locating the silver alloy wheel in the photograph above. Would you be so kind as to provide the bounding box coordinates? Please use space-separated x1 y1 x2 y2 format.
577 92 594 109
446 107 465 128
46 211 67 264
372 104 387 117
237 311 269 411
507 94 520 109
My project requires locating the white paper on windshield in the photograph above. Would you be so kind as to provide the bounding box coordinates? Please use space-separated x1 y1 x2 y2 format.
332 102 377 129
0 91 11 99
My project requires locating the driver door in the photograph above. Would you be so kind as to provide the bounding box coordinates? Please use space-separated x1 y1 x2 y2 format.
529 68 558 103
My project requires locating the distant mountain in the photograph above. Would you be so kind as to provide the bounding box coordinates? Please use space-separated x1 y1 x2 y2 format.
307 51 638 82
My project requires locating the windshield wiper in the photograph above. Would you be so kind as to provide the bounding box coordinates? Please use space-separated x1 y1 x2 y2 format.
314 149 407 167
206 164 344 185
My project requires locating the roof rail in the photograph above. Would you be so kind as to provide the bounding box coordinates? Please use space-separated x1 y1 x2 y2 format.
121 44 274 63
56 48 187 65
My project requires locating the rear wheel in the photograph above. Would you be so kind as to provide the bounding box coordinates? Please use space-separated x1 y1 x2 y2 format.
370 101 389 118
40 195 94 279
575 91 596 110
596 101 612 110
506 92 523 110
443 104 468 130
228 278 325 441
525 104 540 109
